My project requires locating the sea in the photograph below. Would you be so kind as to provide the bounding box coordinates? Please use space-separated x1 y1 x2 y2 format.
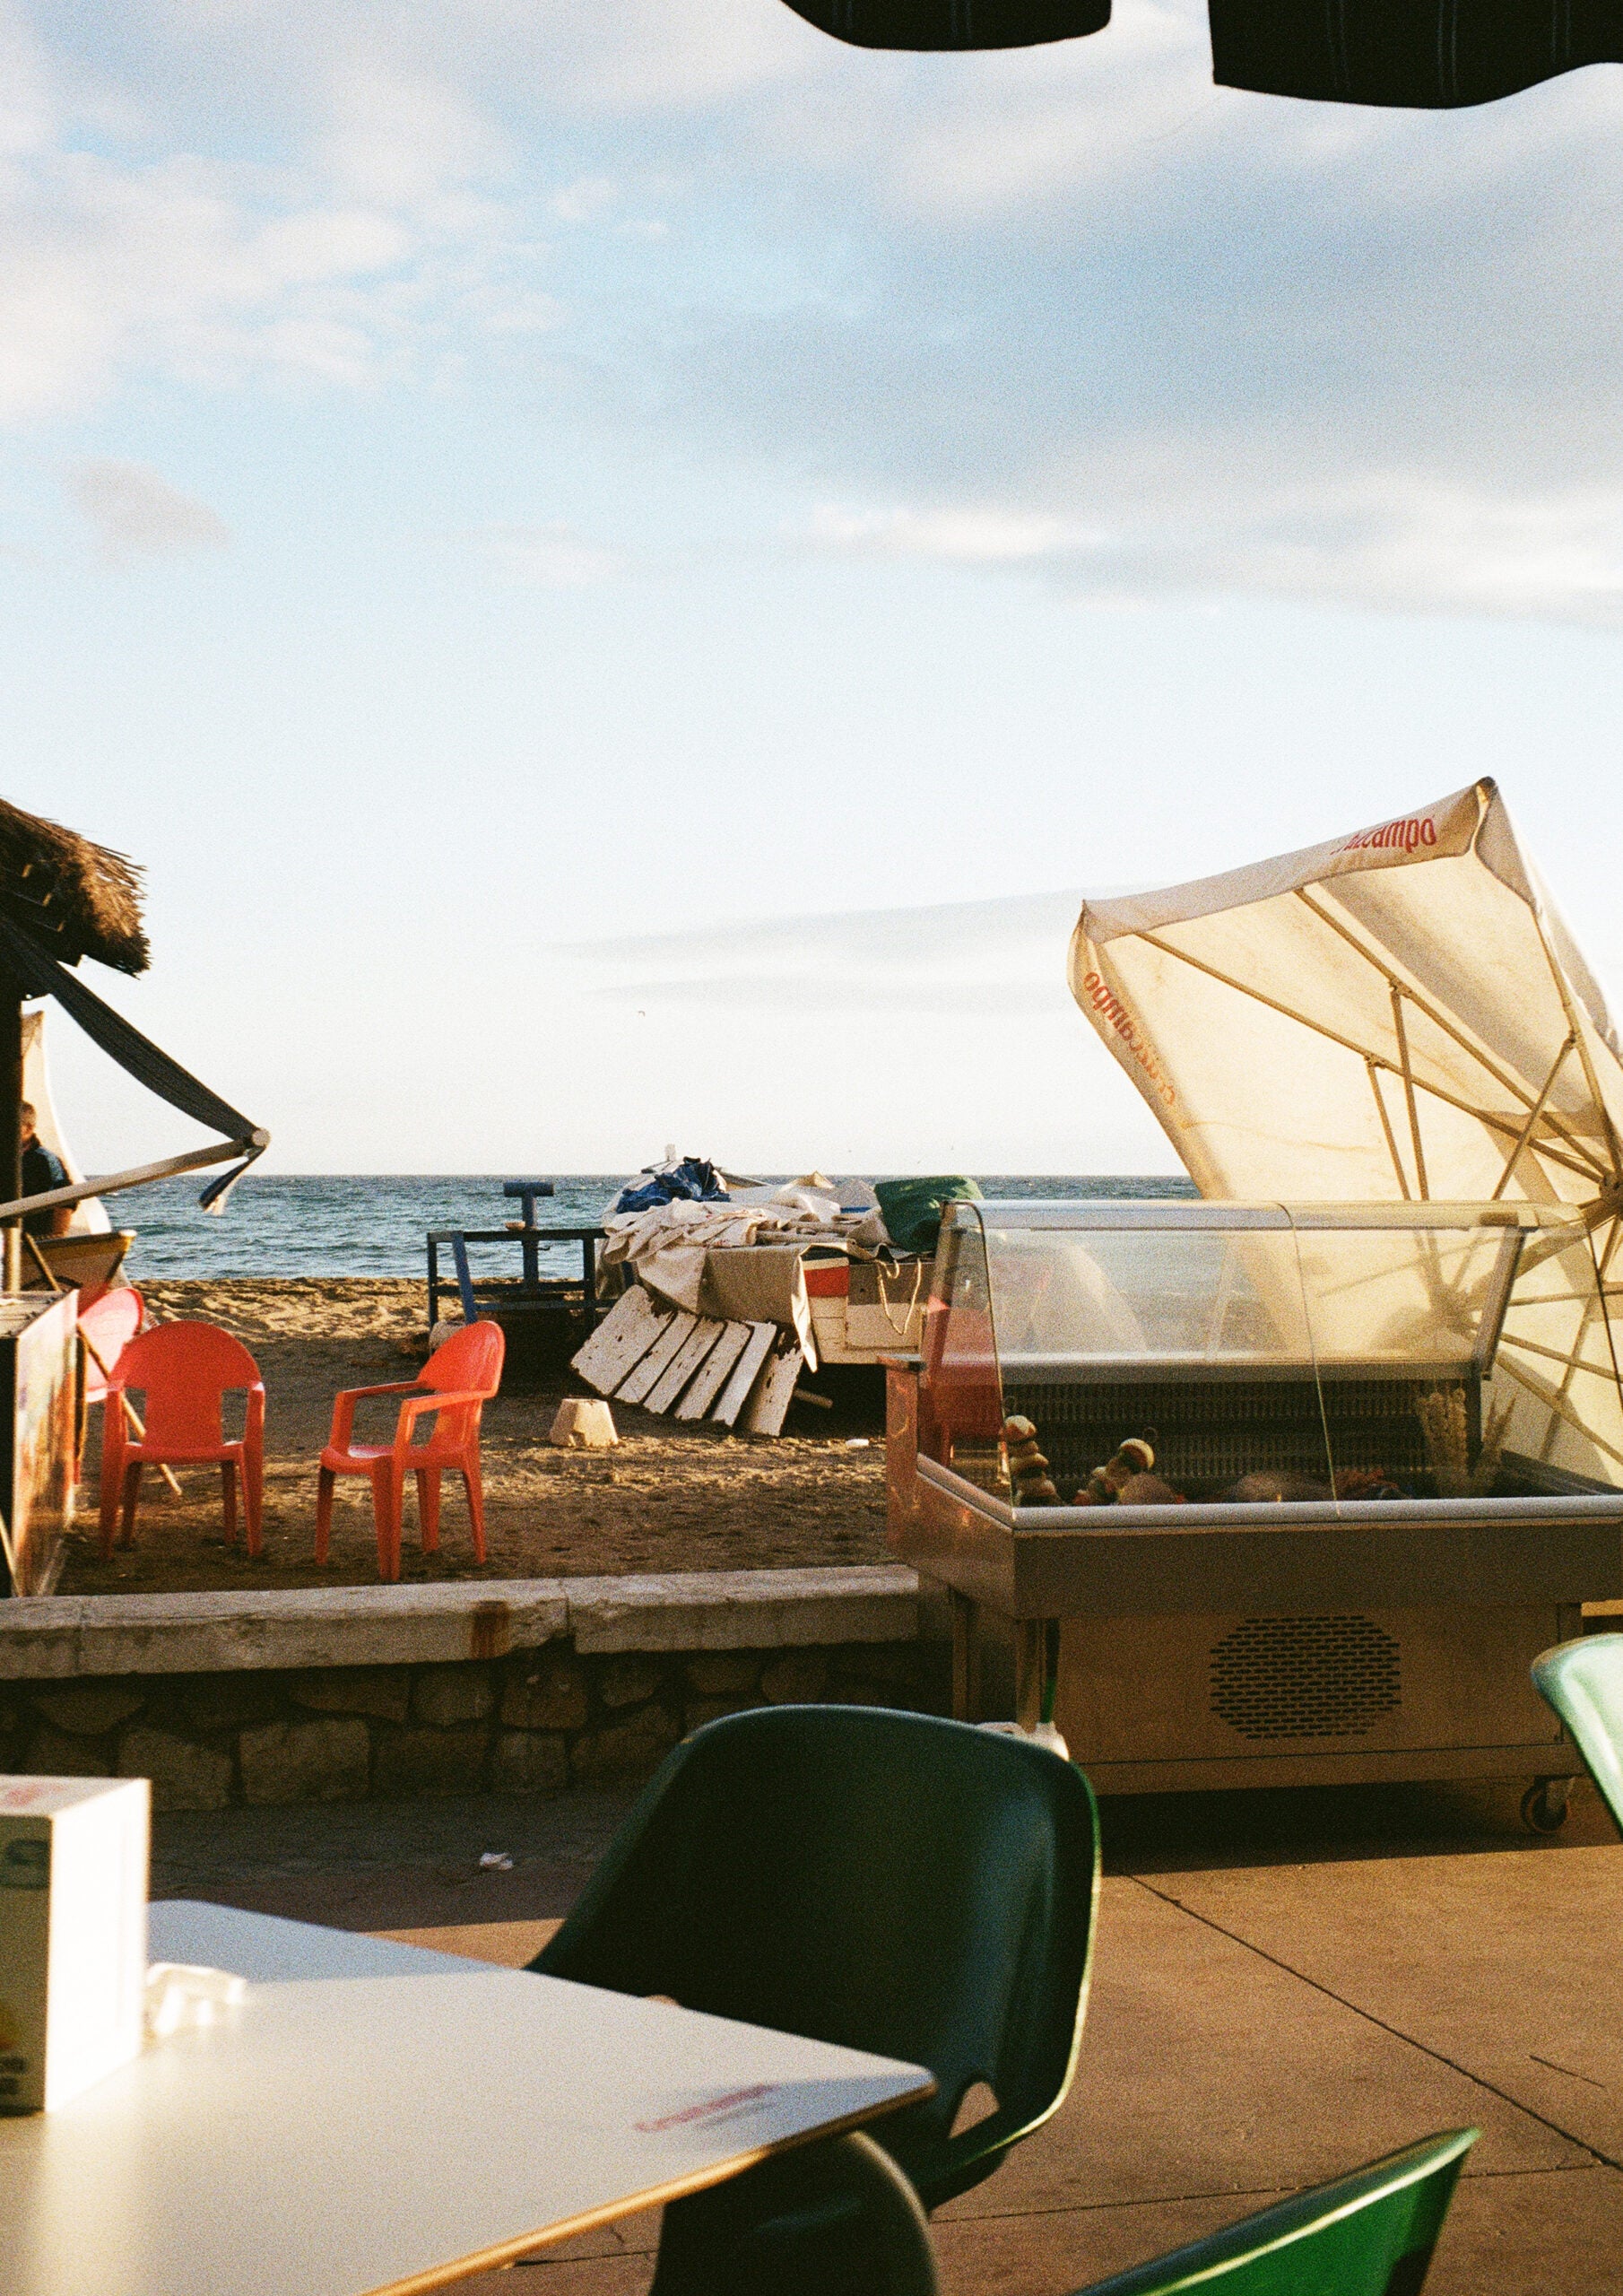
122 1174 1199 1283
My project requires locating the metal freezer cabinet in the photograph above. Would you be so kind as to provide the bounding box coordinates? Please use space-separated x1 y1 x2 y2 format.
890 1200 1623 1804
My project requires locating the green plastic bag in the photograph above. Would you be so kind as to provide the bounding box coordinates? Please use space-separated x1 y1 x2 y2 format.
873 1176 983 1257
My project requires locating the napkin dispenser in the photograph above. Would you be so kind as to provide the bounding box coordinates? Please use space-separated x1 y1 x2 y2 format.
0 1775 150 2112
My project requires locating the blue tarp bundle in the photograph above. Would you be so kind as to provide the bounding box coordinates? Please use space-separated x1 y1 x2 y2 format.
610 1158 730 1216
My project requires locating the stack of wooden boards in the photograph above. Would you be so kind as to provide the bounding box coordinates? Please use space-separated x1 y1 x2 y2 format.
569 1286 808 1436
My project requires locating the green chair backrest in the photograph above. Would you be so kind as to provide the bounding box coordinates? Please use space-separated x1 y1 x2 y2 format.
532 1704 1100 2207
1069 2129 1478 2294
1532 1634 1623 1833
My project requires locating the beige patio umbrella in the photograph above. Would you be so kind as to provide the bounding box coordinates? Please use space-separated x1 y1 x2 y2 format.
1069 778 1623 1478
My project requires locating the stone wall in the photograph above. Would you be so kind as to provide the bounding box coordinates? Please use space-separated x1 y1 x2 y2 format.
0 1569 945 1811
0 1638 939 1811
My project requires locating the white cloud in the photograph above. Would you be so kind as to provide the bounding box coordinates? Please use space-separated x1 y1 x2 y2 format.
65 457 229 562
804 502 1097 562
8 0 1623 625
549 175 617 224
472 520 626 587
564 887 1092 1013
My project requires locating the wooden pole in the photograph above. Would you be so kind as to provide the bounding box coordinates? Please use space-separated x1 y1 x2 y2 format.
0 973 22 1292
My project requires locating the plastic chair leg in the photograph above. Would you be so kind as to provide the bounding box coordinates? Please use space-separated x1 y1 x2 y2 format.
244 1446 264 1559
315 1467 335 1565
416 1468 441 1553
100 1432 124 1558
221 1461 237 1544
119 1462 143 1550
462 1455 487 1563
370 1461 403 1580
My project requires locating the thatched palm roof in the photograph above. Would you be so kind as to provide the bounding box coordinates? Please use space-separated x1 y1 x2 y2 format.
0 799 148 975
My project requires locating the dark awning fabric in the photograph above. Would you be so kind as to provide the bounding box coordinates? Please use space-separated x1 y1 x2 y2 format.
0 912 268 1223
1210 0 1622 107
779 0 1619 103
780 0 1107 48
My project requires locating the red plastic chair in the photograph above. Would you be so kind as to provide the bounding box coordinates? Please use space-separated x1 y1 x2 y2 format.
317 1320 505 1581
81 1286 145 1414
100 1320 266 1559
77 1285 178 1498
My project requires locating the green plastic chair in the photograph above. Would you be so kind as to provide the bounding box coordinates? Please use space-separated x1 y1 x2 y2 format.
1068 2128 1479 2295
655 2128 939 2296
531 1704 1099 2291
1532 1634 1623 1833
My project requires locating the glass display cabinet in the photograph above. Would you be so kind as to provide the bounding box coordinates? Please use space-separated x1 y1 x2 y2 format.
886 1200 1623 1821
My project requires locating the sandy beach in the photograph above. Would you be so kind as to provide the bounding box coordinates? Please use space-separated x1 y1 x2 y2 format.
58 1280 890 1595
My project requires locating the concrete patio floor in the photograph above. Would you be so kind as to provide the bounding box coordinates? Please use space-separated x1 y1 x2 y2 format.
153 1778 1623 2293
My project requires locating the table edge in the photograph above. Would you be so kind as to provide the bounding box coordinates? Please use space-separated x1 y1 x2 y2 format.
368 2073 938 2296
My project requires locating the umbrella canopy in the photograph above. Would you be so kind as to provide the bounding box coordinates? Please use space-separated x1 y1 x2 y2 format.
1069 778 1623 1478
779 0 1619 105
780 0 1107 47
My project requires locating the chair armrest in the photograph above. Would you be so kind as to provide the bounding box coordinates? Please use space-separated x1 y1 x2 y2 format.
246 1381 265 1440
330 1382 425 1448
398 1387 485 1419
393 1389 486 1446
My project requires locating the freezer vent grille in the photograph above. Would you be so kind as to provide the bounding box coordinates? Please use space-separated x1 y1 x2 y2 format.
1210 1615 1401 1741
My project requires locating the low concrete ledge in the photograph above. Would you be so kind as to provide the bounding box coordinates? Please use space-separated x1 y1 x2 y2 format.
566 1569 920 1656
0 1568 938 1811
0 1568 920 1681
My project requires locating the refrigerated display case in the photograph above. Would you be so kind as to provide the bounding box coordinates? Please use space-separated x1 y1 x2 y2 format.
887 1199 1623 1814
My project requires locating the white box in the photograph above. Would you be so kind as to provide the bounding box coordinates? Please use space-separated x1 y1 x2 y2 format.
0 1776 150 2112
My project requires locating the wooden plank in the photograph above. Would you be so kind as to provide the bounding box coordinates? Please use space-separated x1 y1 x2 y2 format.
676 1321 751 1421
646 1318 727 1416
741 1339 804 1438
711 1322 778 1428
570 1287 672 1395
616 1310 698 1405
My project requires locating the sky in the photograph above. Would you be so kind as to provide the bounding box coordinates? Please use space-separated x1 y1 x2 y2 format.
7 1 1623 1178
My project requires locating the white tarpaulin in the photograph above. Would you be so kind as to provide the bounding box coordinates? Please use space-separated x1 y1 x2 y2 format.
1069 778 1623 1479
22 1009 109 1233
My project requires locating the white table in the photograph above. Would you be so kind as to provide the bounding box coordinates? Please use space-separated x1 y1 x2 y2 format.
1 1900 933 2296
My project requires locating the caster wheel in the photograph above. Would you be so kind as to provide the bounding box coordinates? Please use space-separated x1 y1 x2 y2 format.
1522 1782 1570 1834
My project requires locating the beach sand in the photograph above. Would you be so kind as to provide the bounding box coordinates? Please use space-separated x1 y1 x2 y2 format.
58 1280 890 1595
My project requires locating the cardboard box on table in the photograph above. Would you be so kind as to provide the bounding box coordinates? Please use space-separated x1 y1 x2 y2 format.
0 1777 149 2112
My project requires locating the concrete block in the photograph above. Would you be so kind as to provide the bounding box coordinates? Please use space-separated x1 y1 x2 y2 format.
761 1650 828 1705
239 1717 371 1805
411 1665 495 1728
0 1598 86 1679
291 1666 412 1725
117 1726 232 1812
599 1655 664 1711
684 1652 760 1695
567 1568 919 1654
30 1681 147 1737
500 1651 589 1732
23 1722 114 1779
571 1701 681 1785
373 1725 489 1798
549 1398 619 1449
22 1581 568 1678
490 1732 569 1796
